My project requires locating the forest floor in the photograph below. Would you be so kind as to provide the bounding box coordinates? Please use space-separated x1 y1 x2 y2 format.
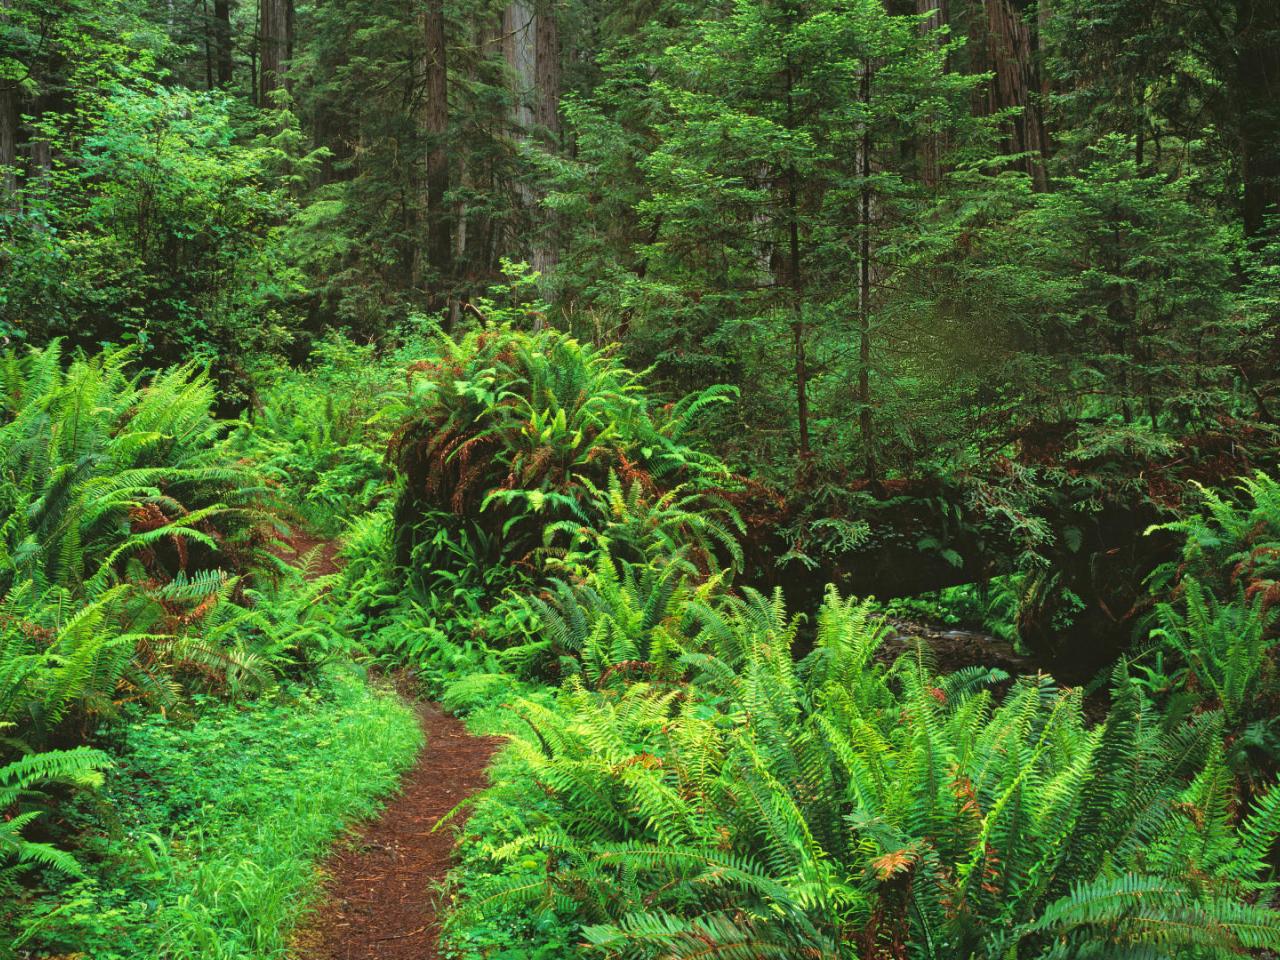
292 701 499 960
274 526 344 577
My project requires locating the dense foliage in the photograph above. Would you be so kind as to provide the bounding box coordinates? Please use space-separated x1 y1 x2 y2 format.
456 618 1280 958
0 343 309 745
390 322 737 598
0 343 398 952
356 328 1280 959
2 0 1280 956
0 325 1277 957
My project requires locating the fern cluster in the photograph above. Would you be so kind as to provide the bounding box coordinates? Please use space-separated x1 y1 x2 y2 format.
370 329 1280 958
0 343 296 739
1139 472 1280 777
1148 472 1280 603
237 333 407 536
389 323 739 613
450 590 1280 959
0 343 337 889
0 738 109 898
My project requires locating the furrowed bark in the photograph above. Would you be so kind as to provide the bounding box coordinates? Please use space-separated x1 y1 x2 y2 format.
1238 0 1280 242
978 0 1049 189
258 0 291 105
422 0 453 309
214 0 234 87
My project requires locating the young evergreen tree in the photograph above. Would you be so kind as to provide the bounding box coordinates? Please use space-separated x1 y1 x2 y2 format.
995 135 1247 431
555 0 988 474
1046 0 1280 244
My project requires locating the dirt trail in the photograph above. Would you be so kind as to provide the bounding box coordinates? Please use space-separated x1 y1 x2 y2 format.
294 702 500 960
274 526 343 578
279 527 501 960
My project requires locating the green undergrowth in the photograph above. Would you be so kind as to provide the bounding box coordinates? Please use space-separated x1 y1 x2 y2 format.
434 602 1280 960
239 334 412 537
362 326 1280 960
881 575 1022 643
8 671 422 959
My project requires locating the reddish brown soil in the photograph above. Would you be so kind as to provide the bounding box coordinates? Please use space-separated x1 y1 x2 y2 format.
293 703 500 960
274 527 343 577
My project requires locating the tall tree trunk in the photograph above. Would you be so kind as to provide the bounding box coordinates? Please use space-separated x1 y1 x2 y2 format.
202 0 214 89
858 59 877 482
534 3 560 140
0 0 16 206
249 3 258 99
504 1 558 285
214 0 234 87
917 0 949 186
258 0 291 106
451 148 468 329
504 0 535 266
422 0 453 308
503 2 536 131
783 49 810 461
979 0 1049 189
1238 0 1280 243
790 183 810 460
532 2 560 278
0 83 15 203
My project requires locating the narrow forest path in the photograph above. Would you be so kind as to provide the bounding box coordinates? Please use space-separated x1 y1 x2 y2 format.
277 525 502 959
294 702 499 960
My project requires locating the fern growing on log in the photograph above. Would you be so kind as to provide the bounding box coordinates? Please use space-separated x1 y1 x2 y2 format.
389 323 737 618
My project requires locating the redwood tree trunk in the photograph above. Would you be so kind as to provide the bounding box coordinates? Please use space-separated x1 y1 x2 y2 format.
534 2 560 140
1238 0 1280 242
0 85 15 203
1 0 19 202
214 0 234 87
532 2 560 279
422 0 453 305
504 0 558 285
258 0 290 105
858 58 877 482
917 0 949 186
783 49 810 461
979 0 1049 189
503 2 536 131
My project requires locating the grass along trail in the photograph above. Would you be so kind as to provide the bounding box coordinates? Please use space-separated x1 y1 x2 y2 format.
293 702 499 960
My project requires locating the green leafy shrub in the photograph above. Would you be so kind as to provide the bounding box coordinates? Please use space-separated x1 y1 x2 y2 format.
1 75 306 383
